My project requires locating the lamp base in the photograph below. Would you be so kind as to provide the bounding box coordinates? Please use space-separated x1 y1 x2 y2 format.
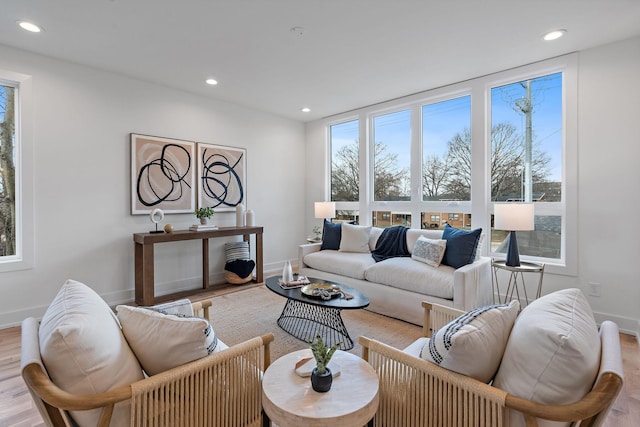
505 231 521 267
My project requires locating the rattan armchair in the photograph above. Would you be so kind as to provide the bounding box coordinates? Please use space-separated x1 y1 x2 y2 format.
359 301 624 427
22 299 275 427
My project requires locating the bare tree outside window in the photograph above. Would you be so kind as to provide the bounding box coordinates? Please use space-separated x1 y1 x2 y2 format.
330 120 359 202
0 84 16 257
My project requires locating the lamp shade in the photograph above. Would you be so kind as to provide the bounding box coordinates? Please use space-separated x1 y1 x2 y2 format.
314 202 336 219
494 203 534 231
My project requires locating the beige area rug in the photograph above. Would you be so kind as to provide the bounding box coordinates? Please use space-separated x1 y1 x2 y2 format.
210 285 423 360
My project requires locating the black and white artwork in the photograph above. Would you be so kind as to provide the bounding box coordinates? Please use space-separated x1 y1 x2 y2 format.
197 143 246 211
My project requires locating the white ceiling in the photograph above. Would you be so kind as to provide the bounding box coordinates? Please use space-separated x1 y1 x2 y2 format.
1 1 640 122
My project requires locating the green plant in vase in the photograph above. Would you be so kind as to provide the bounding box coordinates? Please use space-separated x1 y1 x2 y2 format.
312 225 322 241
309 334 341 392
195 206 215 224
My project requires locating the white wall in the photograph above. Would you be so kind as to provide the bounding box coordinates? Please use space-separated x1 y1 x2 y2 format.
0 44 306 327
304 36 640 334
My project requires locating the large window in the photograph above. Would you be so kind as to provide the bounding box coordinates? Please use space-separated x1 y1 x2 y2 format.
422 96 471 201
372 110 410 201
0 83 16 258
325 54 576 272
330 119 359 202
0 69 33 272
490 72 564 261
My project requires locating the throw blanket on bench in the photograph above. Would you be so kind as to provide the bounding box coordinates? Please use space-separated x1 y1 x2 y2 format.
372 226 410 262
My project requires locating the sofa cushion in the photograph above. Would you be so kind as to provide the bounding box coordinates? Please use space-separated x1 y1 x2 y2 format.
304 250 376 280
406 229 445 254
320 219 342 250
493 288 600 427
441 225 482 268
116 305 222 376
411 236 447 267
420 300 519 383
340 223 372 253
39 280 144 427
364 257 455 299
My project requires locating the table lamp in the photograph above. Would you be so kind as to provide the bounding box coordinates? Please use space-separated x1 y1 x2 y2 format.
494 202 534 267
314 202 336 220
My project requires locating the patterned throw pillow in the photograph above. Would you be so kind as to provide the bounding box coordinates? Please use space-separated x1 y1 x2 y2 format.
411 236 447 267
116 305 220 376
420 300 520 383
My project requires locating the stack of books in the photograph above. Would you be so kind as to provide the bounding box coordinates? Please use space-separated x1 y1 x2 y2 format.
189 224 219 231
279 275 311 289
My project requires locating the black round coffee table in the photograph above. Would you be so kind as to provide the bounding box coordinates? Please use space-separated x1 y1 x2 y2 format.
265 276 370 350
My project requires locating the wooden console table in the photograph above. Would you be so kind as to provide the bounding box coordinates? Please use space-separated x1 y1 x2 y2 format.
134 226 263 306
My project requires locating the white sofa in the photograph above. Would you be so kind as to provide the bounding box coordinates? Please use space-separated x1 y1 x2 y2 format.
298 226 492 326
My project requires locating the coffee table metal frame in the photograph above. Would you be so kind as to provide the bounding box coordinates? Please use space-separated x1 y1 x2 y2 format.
265 276 370 350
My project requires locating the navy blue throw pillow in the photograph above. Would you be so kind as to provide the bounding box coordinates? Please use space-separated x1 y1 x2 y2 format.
441 224 482 268
320 219 342 250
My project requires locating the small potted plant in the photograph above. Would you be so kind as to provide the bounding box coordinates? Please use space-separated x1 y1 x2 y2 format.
195 206 215 225
309 335 341 392
312 225 322 241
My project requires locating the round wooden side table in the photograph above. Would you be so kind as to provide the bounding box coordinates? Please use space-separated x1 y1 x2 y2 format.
262 349 379 427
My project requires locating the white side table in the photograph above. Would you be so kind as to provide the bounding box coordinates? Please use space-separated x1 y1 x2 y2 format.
492 259 545 308
262 349 379 427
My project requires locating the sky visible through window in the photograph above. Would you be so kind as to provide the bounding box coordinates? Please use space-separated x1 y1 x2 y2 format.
331 72 562 185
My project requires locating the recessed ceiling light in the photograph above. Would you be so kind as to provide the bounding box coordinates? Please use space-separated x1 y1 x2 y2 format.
543 29 566 41
17 21 42 33
301 107 311 113
205 78 218 85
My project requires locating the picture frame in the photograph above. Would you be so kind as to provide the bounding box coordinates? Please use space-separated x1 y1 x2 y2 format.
197 142 246 212
131 133 196 214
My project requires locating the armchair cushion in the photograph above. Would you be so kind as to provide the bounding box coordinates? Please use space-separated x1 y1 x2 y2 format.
148 298 194 316
116 305 222 376
420 300 519 383
39 280 144 427
493 288 600 427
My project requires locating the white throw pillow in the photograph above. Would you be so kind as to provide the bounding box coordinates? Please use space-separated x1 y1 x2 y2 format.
339 223 372 253
411 236 447 267
39 280 144 427
420 300 519 383
116 305 221 376
493 288 600 427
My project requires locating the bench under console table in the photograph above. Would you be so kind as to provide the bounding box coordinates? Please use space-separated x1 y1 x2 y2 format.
134 226 263 305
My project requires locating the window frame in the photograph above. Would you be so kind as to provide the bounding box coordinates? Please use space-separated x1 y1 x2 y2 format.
0 70 34 272
325 54 576 275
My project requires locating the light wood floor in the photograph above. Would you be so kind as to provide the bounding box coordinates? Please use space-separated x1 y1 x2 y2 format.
1 284 639 426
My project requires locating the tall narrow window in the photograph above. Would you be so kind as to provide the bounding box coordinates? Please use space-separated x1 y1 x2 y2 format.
490 72 563 260
422 96 471 201
0 83 16 258
330 120 359 201
373 110 411 201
